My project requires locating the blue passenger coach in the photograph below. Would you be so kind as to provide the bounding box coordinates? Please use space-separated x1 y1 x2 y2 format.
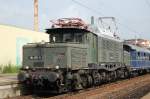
124 44 150 71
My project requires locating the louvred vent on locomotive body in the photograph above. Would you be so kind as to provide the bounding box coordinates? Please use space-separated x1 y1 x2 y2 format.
50 18 88 29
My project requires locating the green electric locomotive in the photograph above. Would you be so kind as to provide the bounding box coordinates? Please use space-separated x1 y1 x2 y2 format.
18 18 130 93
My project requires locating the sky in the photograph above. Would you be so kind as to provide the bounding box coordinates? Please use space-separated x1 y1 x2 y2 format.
0 0 150 40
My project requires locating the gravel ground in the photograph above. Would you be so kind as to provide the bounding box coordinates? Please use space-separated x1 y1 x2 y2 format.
142 92 150 99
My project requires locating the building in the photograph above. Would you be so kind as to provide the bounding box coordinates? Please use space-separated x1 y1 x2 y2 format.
124 39 150 49
0 25 49 67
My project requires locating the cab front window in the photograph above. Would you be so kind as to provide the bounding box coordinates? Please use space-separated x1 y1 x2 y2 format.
50 32 84 43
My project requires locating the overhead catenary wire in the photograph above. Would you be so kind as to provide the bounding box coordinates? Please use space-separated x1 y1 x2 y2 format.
71 0 141 36
71 0 104 16
94 0 139 31
71 0 114 31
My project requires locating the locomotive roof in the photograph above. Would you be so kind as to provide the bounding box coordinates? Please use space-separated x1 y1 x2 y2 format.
94 32 122 42
124 44 150 53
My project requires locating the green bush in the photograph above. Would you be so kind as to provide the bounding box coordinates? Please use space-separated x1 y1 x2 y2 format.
0 67 2 73
1 64 20 74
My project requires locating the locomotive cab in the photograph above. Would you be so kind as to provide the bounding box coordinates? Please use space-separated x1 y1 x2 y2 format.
19 28 91 93
22 28 89 70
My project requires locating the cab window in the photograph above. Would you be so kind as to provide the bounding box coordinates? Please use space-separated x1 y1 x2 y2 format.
50 33 84 43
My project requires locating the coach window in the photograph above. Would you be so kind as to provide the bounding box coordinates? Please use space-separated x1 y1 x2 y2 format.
144 53 146 60
137 52 140 60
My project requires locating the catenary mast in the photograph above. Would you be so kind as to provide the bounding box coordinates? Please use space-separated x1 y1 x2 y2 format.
34 0 38 31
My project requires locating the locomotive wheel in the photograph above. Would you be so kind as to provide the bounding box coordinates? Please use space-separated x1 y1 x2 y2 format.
110 71 117 81
112 71 117 81
65 79 73 91
72 73 83 90
100 72 106 82
106 72 111 82
87 75 93 87
80 75 88 88
124 70 129 78
117 69 125 79
92 71 101 85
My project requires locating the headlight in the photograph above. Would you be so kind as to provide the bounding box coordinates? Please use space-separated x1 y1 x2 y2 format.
28 56 33 60
55 65 59 69
25 66 29 69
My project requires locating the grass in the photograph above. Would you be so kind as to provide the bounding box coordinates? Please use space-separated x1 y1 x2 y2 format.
0 64 20 74
0 67 2 73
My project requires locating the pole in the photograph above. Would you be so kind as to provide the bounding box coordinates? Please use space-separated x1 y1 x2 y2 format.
34 0 38 31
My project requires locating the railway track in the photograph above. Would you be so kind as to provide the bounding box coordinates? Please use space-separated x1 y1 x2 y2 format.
9 74 150 99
